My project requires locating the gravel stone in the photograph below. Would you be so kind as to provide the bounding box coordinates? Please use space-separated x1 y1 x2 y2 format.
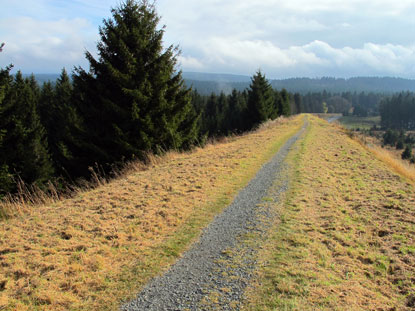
121 121 307 311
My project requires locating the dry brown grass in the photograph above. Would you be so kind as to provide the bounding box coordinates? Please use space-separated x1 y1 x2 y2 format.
0 115 304 311
244 115 415 311
0 152 179 219
350 132 415 183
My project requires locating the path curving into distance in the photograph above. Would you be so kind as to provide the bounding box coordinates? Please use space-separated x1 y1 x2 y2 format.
121 118 308 311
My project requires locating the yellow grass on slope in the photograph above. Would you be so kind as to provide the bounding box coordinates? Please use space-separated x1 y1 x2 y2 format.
353 134 415 183
0 115 304 311
244 115 415 311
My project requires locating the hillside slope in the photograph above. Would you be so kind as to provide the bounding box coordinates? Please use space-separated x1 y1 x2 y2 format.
2 115 413 310
244 116 415 310
0 116 304 311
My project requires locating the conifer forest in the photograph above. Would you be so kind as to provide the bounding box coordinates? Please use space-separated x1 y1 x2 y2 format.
0 1 291 195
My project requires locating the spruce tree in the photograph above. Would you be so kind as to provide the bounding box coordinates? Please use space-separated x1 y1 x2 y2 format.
39 69 80 177
0 63 13 193
203 93 219 136
279 88 291 116
226 89 247 133
73 0 199 168
0 71 53 191
247 70 274 129
402 145 413 160
216 92 228 134
293 93 302 114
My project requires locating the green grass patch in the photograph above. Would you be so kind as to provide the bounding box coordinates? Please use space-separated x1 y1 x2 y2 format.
338 116 381 130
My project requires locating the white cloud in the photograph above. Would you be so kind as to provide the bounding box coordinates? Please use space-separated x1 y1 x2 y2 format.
0 17 97 72
156 0 415 77
1 0 414 77
177 56 205 70
179 38 415 78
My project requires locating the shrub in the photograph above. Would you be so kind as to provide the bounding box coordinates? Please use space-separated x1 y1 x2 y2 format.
402 145 413 160
396 140 404 150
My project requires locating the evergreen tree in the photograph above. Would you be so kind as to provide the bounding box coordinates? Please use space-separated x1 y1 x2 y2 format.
73 0 199 168
203 93 219 135
383 129 399 146
190 90 208 144
39 69 80 177
247 70 274 128
0 72 53 192
279 88 291 116
293 93 302 114
226 89 247 132
216 92 228 134
402 145 413 160
0 62 13 193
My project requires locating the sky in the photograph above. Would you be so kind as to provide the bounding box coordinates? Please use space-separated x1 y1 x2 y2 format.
0 0 415 79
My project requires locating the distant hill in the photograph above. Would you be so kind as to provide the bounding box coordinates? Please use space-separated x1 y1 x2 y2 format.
182 72 251 83
183 72 415 95
23 74 60 84
270 77 415 94
24 72 415 95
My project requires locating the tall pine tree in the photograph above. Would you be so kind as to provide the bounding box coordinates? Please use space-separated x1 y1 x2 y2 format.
73 0 199 168
276 88 291 116
0 72 53 192
39 69 81 177
225 89 247 133
0 59 13 193
247 70 274 129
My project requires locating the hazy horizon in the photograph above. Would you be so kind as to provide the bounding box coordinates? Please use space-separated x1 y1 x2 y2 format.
20 72 415 81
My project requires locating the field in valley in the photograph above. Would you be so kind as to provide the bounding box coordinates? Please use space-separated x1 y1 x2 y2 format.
338 115 381 130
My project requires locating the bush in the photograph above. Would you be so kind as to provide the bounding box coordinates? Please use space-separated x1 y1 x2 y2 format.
383 129 399 146
396 140 404 150
402 145 413 160
405 134 415 145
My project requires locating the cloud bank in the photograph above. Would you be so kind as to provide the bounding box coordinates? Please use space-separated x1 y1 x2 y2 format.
179 39 415 78
0 0 414 78
0 17 96 73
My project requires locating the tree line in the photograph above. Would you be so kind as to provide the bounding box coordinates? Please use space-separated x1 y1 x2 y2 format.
183 76 415 95
378 92 415 163
0 0 292 196
192 73 291 138
380 92 415 130
299 91 383 116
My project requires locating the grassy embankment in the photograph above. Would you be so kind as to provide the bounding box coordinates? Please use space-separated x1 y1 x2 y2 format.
244 115 415 310
338 115 415 180
0 115 304 310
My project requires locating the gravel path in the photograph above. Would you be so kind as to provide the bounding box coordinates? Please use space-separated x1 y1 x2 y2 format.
121 119 308 311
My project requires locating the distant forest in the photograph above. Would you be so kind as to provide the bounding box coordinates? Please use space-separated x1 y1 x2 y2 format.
183 74 415 95
26 74 415 95
380 93 415 130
